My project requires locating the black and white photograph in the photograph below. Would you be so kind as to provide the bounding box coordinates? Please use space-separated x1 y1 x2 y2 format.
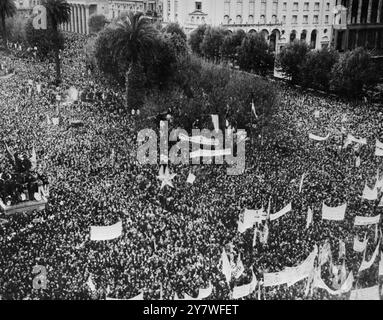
0 0 383 308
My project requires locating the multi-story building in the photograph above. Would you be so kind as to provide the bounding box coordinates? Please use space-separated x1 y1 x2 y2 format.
333 0 383 53
60 0 162 34
163 0 335 52
108 0 162 20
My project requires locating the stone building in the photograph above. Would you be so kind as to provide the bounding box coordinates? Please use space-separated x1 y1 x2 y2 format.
163 0 335 52
333 0 383 52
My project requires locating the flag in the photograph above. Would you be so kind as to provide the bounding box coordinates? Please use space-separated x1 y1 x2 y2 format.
220 249 232 285
319 241 332 265
339 240 346 259
314 110 320 118
358 239 381 272
306 207 313 229
360 184 377 200
260 222 269 244
211 114 219 132
186 173 196 184
30 146 37 171
309 133 330 142
355 156 361 167
90 221 122 241
251 100 258 118
232 254 245 279
299 173 306 193
87 275 96 292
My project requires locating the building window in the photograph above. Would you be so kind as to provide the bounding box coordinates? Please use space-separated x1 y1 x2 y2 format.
282 2 287 11
313 15 319 23
272 0 278 14
271 14 277 23
303 15 308 23
248 15 254 23
224 0 230 15
237 0 243 14
261 0 266 14
195 1 202 10
304 2 309 11
324 15 329 24
249 0 255 15
292 15 297 24
314 2 320 11
236 15 242 24
282 15 286 23
260 14 265 24
326 2 330 11
293 2 298 11
224 15 229 24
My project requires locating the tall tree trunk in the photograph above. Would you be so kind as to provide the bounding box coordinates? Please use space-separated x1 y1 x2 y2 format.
125 62 132 109
1 14 7 47
52 25 61 84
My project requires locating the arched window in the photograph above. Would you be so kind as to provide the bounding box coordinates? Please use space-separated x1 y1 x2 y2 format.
271 15 277 24
260 15 265 24
224 15 230 24
248 15 254 24
236 15 242 24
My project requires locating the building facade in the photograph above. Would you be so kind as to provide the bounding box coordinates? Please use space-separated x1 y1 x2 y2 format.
59 0 161 34
163 0 336 52
108 0 162 20
333 0 383 52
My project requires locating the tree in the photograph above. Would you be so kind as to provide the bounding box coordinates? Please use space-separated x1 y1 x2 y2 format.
25 16 64 59
162 22 186 42
200 26 227 61
277 41 309 83
330 47 379 97
237 33 274 76
188 24 207 56
299 48 339 91
221 29 245 63
88 14 107 34
5 14 27 43
42 0 71 84
112 12 158 110
0 0 16 45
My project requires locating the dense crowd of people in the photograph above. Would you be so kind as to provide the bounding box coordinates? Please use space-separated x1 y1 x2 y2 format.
0 32 382 300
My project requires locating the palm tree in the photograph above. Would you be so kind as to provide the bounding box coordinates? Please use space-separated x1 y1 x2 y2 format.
42 0 70 84
112 11 158 110
0 0 17 46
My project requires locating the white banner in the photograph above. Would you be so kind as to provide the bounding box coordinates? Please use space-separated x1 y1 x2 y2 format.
90 221 122 241
220 249 232 285
353 235 368 252
179 133 219 146
361 184 378 201
309 133 330 142
314 271 354 295
270 203 292 221
211 114 219 132
379 252 383 276
232 272 257 299
186 173 196 184
306 207 313 229
350 286 380 300
375 147 383 157
376 139 383 150
238 210 257 233
190 149 231 158
322 203 347 221
358 239 381 272
344 134 367 148
354 214 380 226
197 282 213 300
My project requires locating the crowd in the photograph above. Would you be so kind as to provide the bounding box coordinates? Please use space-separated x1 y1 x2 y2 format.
0 32 382 300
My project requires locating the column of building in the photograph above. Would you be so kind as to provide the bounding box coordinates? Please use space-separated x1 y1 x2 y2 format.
378 0 383 23
367 0 373 23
